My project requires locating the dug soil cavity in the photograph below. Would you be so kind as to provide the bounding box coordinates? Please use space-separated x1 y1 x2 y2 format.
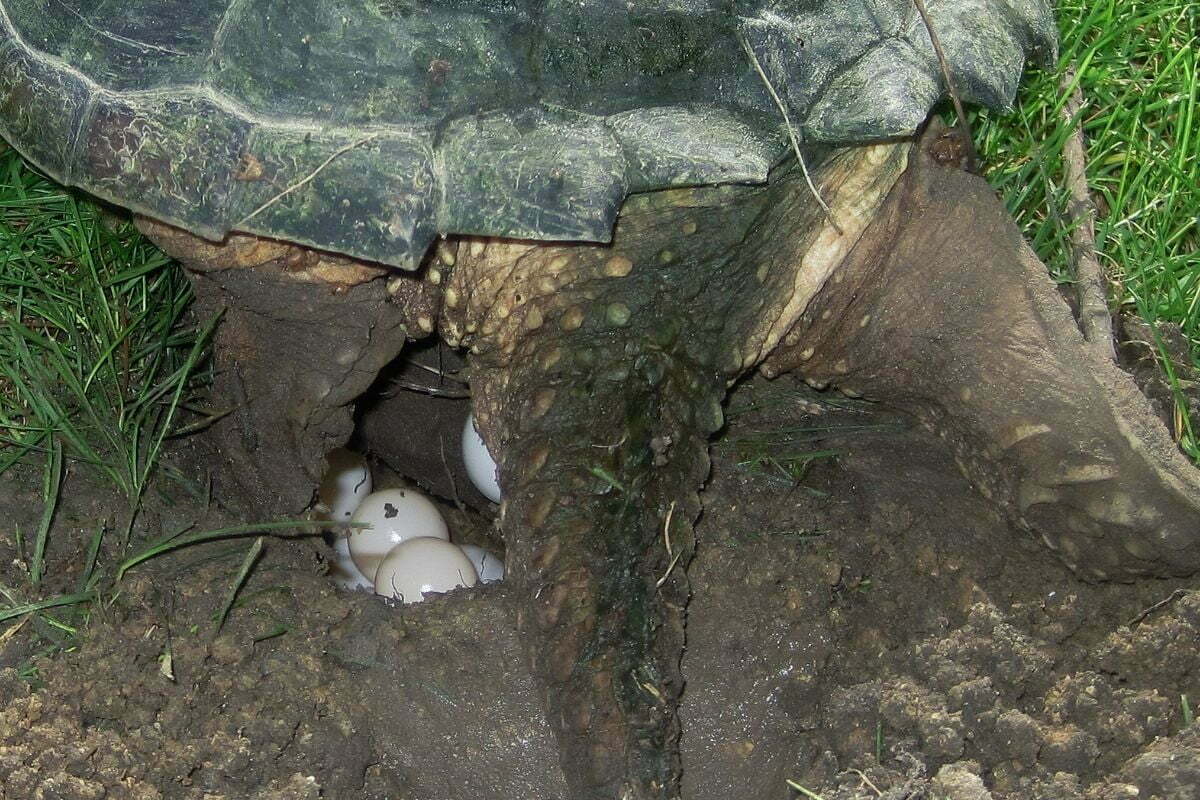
1 376 1197 800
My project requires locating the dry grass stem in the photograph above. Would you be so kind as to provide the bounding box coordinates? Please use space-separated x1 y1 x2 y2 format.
1060 68 1117 361
738 30 843 235
912 0 978 172
239 133 380 226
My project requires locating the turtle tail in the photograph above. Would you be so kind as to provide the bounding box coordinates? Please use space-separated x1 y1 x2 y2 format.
763 124 1200 580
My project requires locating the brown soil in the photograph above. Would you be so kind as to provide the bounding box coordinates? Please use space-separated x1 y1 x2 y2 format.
0 374 1197 800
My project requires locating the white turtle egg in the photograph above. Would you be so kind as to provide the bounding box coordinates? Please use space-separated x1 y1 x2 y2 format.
348 488 449 581
317 447 372 523
329 535 374 592
459 543 505 583
374 537 479 603
462 413 501 503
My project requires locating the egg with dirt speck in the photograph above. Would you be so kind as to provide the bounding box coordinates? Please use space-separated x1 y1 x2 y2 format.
348 488 449 582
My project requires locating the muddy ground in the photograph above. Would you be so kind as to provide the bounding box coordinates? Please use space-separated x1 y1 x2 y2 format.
0 370 1197 800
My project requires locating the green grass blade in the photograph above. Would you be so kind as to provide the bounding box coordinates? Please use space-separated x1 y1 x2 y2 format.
30 438 62 585
135 310 221 493
215 536 265 632
0 591 97 624
115 519 330 582
77 521 108 594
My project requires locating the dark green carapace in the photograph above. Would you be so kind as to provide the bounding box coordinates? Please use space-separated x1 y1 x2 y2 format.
0 0 1053 267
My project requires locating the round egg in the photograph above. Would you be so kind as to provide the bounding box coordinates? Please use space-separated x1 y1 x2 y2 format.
459 543 505 583
374 537 479 603
348 488 449 581
317 447 372 523
329 535 374 592
462 413 501 503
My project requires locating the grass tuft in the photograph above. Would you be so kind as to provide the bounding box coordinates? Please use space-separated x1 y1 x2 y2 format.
0 148 226 669
723 383 901 485
0 147 219 498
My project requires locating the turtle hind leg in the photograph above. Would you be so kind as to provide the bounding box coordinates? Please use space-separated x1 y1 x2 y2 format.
441 167 819 796
473 341 716 798
446 237 736 798
765 134 1200 580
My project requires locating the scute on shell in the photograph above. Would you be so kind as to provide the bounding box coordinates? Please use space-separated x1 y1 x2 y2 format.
0 0 1053 268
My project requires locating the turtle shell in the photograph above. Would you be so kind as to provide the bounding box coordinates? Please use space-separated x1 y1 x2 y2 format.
0 0 1053 269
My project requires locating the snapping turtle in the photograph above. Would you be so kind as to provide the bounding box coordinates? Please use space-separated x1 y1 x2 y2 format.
2 1 1198 797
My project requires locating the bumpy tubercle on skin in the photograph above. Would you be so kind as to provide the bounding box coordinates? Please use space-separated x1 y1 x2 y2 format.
440 237 674 361
442 144 912 379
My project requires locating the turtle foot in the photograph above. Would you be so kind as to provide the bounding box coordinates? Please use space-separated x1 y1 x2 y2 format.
765 135 1200 580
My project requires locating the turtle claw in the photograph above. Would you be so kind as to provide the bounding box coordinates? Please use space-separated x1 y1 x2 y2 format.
765 133 1200 580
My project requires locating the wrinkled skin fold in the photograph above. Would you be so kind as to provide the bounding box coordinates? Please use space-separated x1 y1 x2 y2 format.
145 127 1200 799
